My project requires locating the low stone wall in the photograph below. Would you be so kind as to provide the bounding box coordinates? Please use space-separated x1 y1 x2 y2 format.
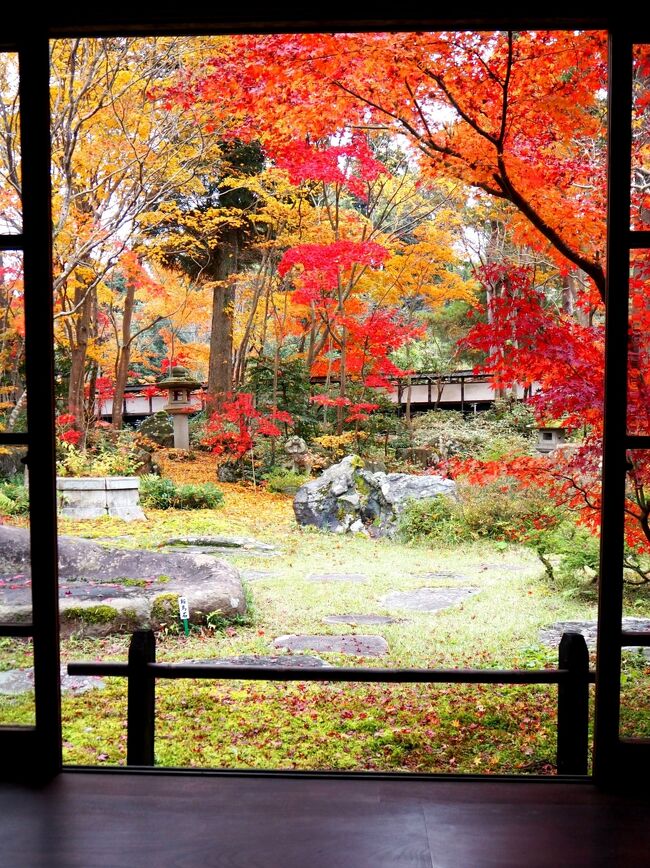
57 476 145 520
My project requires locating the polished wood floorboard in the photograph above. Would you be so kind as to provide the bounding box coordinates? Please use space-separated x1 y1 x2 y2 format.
1 772 649 867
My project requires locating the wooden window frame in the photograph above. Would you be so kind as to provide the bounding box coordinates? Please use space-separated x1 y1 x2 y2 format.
0 11 645 786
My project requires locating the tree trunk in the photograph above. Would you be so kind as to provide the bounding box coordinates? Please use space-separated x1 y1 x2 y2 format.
207 228 238 412
67 288 94 426
562 272 577 316
111 279 136 430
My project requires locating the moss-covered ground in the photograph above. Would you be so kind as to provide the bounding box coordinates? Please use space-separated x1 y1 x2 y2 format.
2 471 648 774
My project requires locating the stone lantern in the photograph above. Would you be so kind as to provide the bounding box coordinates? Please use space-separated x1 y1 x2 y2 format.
535 425 567 454
157 365 201 450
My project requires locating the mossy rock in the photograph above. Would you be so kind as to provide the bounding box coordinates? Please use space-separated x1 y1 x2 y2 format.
150 593 180 626
136 412 174 448
59 603 142 637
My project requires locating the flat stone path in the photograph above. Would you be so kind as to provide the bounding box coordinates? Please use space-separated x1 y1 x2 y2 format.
308 572 367 583
323 615 400 626
274 634 388 657
380 587 480 612
164 536 279 558
189 654 330 669
241 570 280 582
539 617 650 648
418 572 473 582
0 665 105 696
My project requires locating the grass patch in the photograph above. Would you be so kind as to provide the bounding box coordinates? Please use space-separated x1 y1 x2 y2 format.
4 483 648 774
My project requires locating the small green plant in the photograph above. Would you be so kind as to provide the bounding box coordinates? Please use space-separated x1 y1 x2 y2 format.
139 476 177 508
175 483 224 509
265 469 310 494
139 475 224 510
206 587 256 632
0 478 29 515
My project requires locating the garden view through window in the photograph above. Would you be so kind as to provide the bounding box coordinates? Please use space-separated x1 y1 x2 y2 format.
0 31 648 772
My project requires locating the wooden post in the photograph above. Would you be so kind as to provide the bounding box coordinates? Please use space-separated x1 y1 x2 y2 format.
557 632 590 775
127 630 156 766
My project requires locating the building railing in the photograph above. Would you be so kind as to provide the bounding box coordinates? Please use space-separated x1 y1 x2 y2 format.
68 629 594 775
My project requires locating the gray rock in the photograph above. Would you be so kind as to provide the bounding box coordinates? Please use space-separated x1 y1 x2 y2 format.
189 654 330 669
539 617 650 649
0 665 105 696
293 454 456 537
274 634 389 656
0 524 245 636
381 587 480 612
165 536 276 552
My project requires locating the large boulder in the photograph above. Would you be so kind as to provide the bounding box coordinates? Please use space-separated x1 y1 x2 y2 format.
0 524 245 636
293 454 457 537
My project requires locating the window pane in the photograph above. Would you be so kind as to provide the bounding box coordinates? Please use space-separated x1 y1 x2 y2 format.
0 637 34 726
0 445 31 627
0 53 21 235
0 251 25 433
619 647 650 738
628 251 650 435
632 45 650 230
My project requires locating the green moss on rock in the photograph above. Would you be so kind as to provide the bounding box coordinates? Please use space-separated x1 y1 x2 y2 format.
151 593 178 623
61 605 119 625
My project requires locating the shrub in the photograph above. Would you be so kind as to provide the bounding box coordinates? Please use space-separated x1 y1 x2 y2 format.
265 469 310 494
0 478 29 515
174 483 224 509
56 428 144 477
411 409 535 465
455 480 554 542
397 495 464 544
139 475 223 510
139 475 177 509
397 481 560 548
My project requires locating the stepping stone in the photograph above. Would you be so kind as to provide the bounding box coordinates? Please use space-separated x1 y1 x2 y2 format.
477 563 529 572
189 654 330 669
160 544 280 559
165 536 277 552
274 634 388 657
0 665 105 696
323 614 400 626
381 587 480 612
308 572 367 583
419 572 472 582
241 570 280 582
539 617 650 649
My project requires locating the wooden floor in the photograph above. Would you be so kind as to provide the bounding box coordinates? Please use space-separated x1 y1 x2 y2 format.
1 772 649 867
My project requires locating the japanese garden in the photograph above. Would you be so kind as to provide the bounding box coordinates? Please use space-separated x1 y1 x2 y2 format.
0 30 649 773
